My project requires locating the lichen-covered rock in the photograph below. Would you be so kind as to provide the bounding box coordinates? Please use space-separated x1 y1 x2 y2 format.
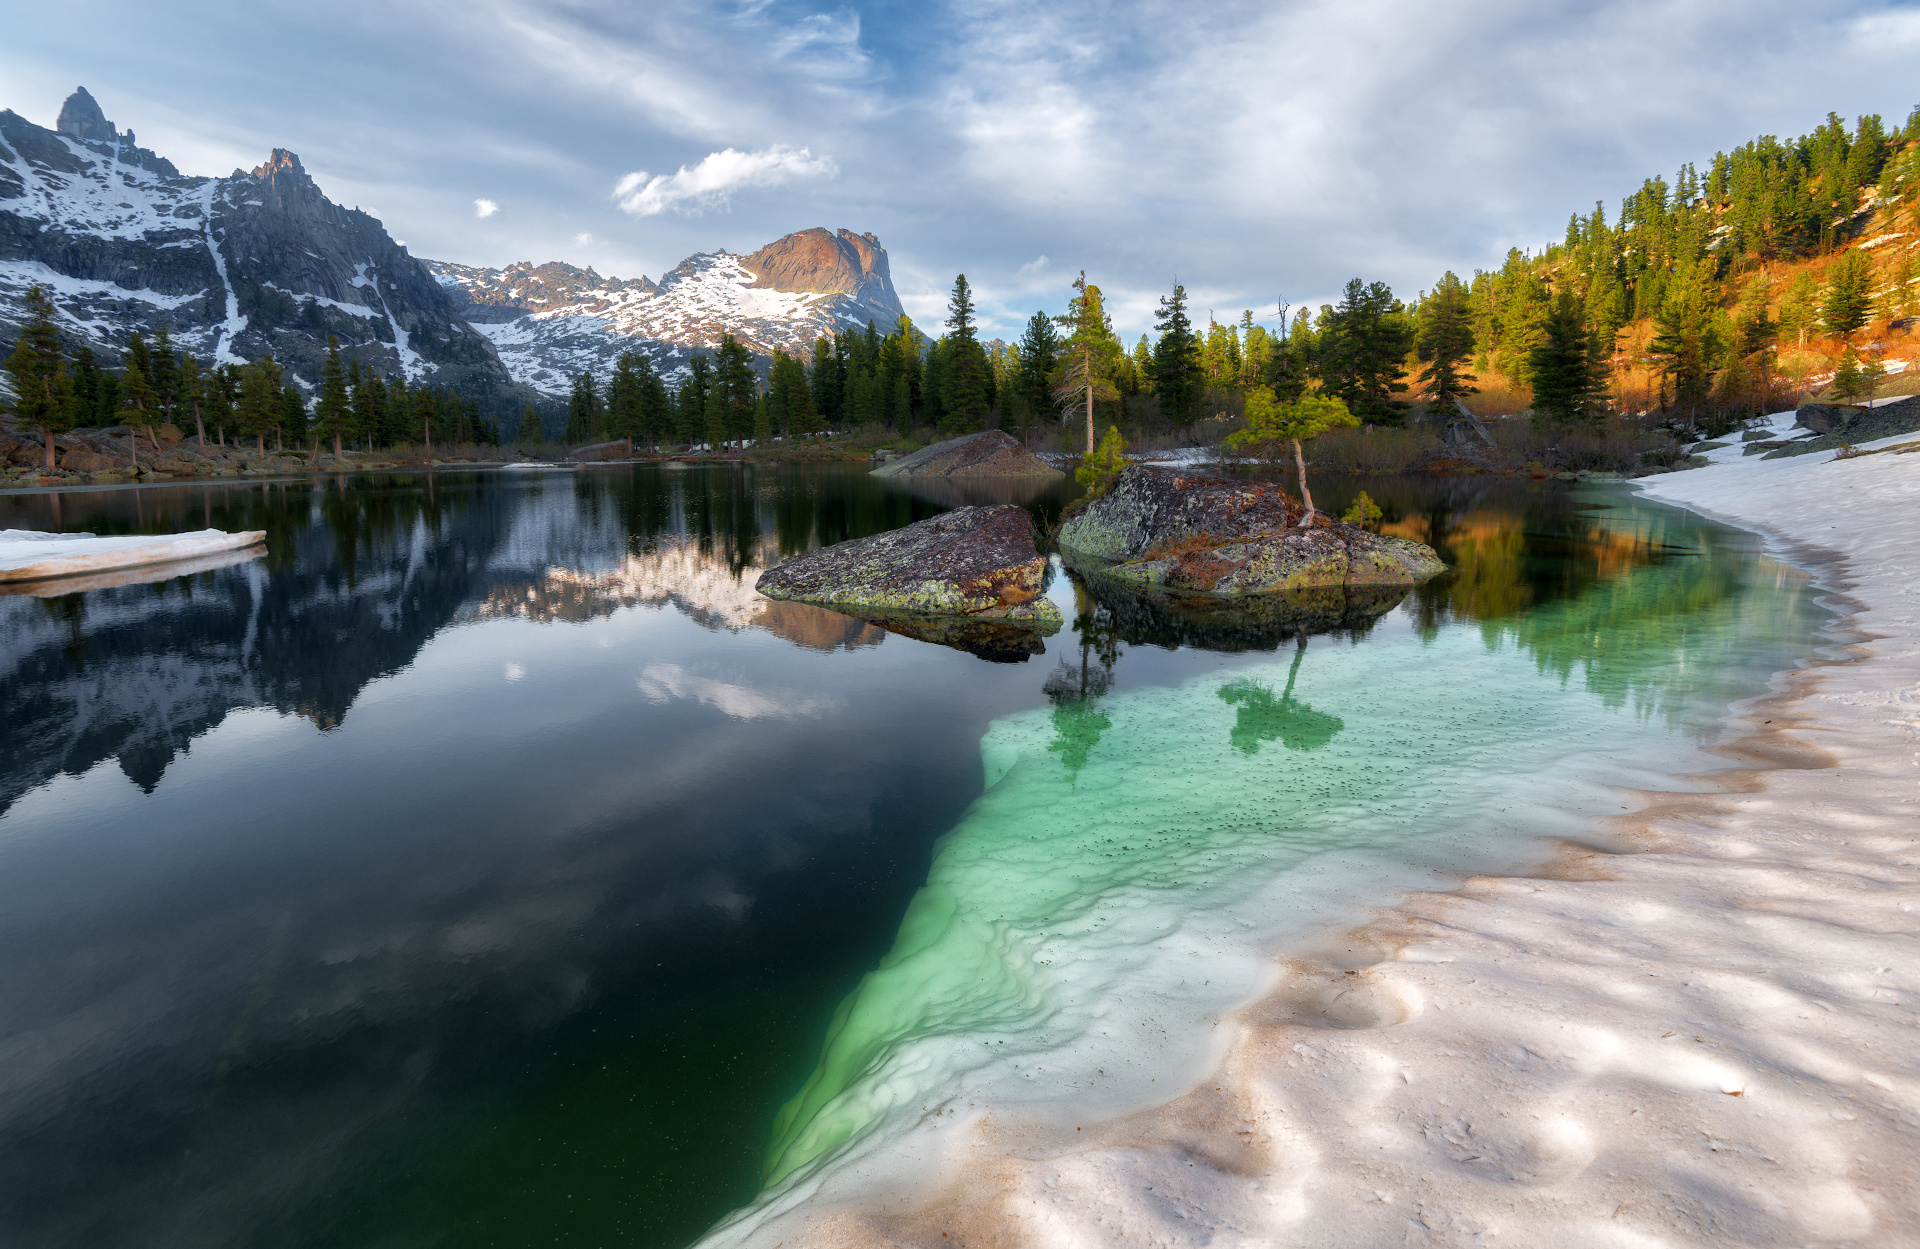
757 504 1063 632
1059 465 1444 593
872 430 1062 480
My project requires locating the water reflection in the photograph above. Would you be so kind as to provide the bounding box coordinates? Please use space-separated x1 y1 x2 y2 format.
1215 640 1345 755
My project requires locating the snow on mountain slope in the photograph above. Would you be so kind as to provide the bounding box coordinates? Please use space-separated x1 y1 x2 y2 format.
428 229 910 397
0 88 518 402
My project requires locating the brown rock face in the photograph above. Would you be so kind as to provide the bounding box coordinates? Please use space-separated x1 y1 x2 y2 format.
871 431 1063 481
739 228 905 326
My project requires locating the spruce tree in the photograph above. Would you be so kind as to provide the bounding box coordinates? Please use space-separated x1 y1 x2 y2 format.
1414 271 1477 416
939 274 993 432
177 352 207 445
1821 250 1874 337
311 336 354 457
68 345 99 428
279 385 307 449
1528 292 1593 425
608 352 645 450
1015 311 1060 428
517 404 544 444
3 285 74 473
1316 279 1414 425
149 326 179 425
118 344 161 452
711 334 759 446
1148 282 1202 428
237 355 283 455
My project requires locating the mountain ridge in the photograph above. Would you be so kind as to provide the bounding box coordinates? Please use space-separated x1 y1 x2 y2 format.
1 87 909 412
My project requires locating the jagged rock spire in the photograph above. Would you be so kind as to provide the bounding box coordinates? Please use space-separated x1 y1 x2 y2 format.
56 87 116 143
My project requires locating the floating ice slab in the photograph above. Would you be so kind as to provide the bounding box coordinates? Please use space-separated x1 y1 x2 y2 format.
0 529 267 583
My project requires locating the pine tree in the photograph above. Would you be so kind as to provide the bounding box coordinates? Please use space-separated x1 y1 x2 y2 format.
1053 272 1123 452
279 385 307 449
1148 282 1202 429
565 371 603 444
67 344 99 429
607 352 645 450
1821 249 1875 336
939 274 993 432
516 404 544 444
3 285 74 473
176 352 208 445
1528 292 1595 425
678 357 712 446
237 354 283 455
352 364 386 449
1316 279 1414 425
1415 271 1477 416
118 340 161 452
149 327 179 425
1831 347 1867 404
711 334 759 447
311 336 354 457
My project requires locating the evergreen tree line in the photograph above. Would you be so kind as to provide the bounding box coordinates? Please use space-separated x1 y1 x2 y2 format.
4 291 503 465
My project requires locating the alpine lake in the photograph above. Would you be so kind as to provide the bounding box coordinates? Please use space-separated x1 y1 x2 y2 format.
0 460 1830 1249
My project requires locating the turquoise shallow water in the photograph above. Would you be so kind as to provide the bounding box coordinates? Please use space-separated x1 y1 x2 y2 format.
0 468 1827 1249
749 486 1828 1205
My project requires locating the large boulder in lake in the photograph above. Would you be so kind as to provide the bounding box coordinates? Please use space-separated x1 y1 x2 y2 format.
1058 465 1444 594
872 430 1062 480
757 505 1063 636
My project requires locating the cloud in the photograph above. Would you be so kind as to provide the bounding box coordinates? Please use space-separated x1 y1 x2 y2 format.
473 198 499 218
636 663 842 720
1017 255 1050 278
573 232 594 245
612 145 837 216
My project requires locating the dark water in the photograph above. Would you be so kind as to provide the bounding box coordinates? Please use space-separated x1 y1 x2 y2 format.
0 464 1826 1249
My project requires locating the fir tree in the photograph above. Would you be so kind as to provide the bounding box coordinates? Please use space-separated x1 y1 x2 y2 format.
177 352 207 445
939 274 993 431
1316 279 1414 425
3 284 73 473
311 336 354 457
1148 283 1202 428
149 327 179 424
1528 292 1595 425
1821 249 1875 337
1414 271 1477 415
118 339 161 452
68 345 99 428
279 385 307 449
517 404 544 444
237 354 283 455
678 357 712 446
711 334 759 447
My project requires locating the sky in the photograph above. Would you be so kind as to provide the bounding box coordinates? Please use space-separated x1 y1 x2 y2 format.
6 0 1920 340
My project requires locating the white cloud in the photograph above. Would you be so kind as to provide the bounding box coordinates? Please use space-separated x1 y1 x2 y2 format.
636 664 841 721
573 232 594 245
1017 255 1050 278
474 198 499 218
611 145 837 217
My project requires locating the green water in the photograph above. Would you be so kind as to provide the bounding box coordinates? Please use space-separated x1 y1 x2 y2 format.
744 486 1827 1214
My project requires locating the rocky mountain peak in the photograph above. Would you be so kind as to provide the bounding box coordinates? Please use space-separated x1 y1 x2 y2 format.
739 227 902 327
247 148 318 196
55 87 115 144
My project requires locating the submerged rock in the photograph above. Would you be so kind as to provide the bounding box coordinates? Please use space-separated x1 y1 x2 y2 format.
1059 465 1444 593
872 430 1063 480
756 504 1063 635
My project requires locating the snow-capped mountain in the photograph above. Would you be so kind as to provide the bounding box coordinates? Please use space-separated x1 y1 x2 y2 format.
0 88 518 403
0 88 910 408
428 227 909 395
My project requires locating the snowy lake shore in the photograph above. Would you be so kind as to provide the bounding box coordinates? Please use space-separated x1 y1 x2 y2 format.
706 414 1919 1247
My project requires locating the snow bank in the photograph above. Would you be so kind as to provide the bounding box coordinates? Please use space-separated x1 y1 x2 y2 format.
703 426 1920 1247
0 529 266 583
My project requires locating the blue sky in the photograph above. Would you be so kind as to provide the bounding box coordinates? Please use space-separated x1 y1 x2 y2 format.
7 0 1920 339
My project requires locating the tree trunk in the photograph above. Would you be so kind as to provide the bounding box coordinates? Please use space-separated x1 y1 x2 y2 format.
1084 347 1095 455
334 433 343 459
41 425 56 474
1293 438 1314 525
194 406 206 447
276 430 283 453
148 424 161 452
256 434 264 455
